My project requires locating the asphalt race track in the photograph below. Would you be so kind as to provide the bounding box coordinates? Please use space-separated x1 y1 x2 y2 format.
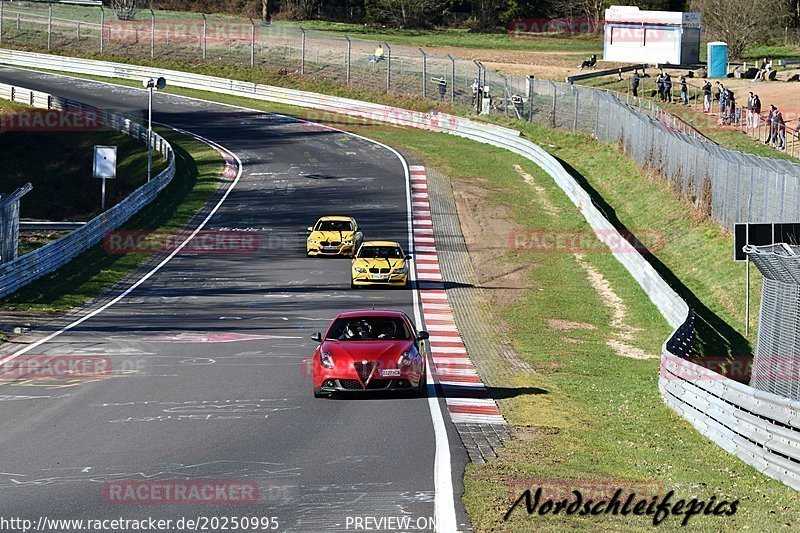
0 67 469 532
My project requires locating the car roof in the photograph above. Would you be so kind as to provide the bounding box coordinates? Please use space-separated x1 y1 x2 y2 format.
360 241 402 247
334 309 407 319
317 216 354 222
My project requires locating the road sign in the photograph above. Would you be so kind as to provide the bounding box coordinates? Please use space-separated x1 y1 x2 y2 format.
93 145 117 211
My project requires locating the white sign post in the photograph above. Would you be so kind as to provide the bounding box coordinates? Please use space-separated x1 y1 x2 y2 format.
93 146 117 211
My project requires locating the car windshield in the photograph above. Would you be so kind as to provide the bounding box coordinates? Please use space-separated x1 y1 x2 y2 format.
358 246 404 259
326 317 411 341
316 220 353 232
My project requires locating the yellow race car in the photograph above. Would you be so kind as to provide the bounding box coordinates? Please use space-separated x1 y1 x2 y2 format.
351 241 410 288
306 216 363 257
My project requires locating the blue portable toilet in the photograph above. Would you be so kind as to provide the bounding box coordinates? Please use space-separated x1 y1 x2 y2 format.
707 42 728 78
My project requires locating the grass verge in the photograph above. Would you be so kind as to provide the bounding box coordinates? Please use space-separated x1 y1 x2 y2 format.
0 127 223 314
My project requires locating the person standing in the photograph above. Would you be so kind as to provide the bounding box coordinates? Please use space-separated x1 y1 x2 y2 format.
752 93 762 130
656 72 665 102
718 82 727 116
631 69 640 98
765 105 776 146
702 80 712 112
680 76 688 105
663 73 673 103
774 106 786 150
746 92 754 129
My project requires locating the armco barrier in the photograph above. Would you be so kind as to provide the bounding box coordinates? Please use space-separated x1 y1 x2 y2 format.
0 80 175 298
1 50 798 490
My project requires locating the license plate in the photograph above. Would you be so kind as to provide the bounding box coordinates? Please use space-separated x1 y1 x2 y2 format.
370 274 388 280
381 369 401 377
323 246 339 252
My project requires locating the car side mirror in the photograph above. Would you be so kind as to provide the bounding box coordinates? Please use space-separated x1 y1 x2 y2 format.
406 254 413 260
311 332 322 343
307 227 314 232
416 331 430 341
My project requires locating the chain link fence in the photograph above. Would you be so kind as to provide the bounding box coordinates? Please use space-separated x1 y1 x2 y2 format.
2 2 800 230
745 244 800 401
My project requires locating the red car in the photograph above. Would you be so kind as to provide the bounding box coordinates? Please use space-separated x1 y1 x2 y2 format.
311 309 429 397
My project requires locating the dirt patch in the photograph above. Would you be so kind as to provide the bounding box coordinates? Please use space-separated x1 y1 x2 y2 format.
572 253 657 359
514 164 561 215
453 179 534 308
546 318 596 331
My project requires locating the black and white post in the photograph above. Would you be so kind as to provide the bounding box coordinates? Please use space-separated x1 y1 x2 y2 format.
143 77 167 182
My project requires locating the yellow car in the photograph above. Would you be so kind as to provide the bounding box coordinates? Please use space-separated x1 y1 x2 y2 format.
306 216 363 257
351 241 410 288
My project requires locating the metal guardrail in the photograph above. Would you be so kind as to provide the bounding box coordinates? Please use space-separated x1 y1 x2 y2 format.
0 49 798 490
0 182 32 263
0 79 175 298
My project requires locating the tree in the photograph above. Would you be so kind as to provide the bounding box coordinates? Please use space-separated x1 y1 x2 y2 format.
366 0 450 28
691 0 790 59
469 0 505 32
107 0 139 21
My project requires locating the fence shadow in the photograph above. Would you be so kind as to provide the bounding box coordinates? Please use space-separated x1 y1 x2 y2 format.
554 155 752 362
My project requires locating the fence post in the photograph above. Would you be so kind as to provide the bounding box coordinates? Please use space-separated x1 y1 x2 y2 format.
201 14 207 61
0 0 4 44
345 36 351 84
447 54 455 104
573 88 579 132
47 2 52 50
100 6 104 53
250 19 256 67
421 49 427 98
385 42 391 91
149 9 155 59
300 27 305 75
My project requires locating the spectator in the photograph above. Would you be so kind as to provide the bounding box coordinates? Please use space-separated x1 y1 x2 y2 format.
754 57 772 82
370 45 385 66
746 92 754 128
663 73 673 103
680 76 688 105
773 105 786 150
752 93 762 130
656 72 665 101
471 78 480 105
726 89 737 125
718 82 727 115
765 105 776 146
578 54 597 70
702 80 712 112
631 69 640 98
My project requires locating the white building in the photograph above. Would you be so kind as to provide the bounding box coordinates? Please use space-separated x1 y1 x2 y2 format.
603 5 702 65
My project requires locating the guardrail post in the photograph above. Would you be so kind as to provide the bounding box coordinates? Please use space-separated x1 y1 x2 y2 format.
385 42 391 91
421 49 427 98
47 2 52 50
150 9 155 59
201 14 207 61
250 18 256 68
100 7 104 53
573 88 579 132
345 36 351 84
76 22 80 43
447 54 455 104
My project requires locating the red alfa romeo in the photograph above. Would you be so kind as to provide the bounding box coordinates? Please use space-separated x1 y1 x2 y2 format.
311 309 429 397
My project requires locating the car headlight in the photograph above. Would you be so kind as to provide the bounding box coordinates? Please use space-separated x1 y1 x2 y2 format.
394 266 408 274
354 267 367 273
308 239 318 245
320 351 334 369
398 350 413 367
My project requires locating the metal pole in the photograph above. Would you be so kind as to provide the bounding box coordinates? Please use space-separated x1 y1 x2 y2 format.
147 86 153 183
100 7 104 53
0 0 4 44
101 177 107 211
385 42 391 91
447 54 455 104
150 9 155 59
47 2 52 50
746 259 750 336
201 14 207 61
76 22 80 42
474 60 481 114
421 49 427 98
345 36 351 84
300 28 305 75
250 19 256 68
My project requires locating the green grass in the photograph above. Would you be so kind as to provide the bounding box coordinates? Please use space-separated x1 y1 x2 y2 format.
0 128 223 313
1 129 167 220
14 65 795 530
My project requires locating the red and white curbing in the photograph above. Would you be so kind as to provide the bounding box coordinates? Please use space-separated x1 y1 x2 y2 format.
410 165 506 426
213 148 239 180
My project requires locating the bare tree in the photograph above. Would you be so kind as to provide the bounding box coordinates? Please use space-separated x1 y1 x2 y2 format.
108 0 139 21
276 0 320 20
692 0 790 59
367 0 449 29
262 0 271 24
